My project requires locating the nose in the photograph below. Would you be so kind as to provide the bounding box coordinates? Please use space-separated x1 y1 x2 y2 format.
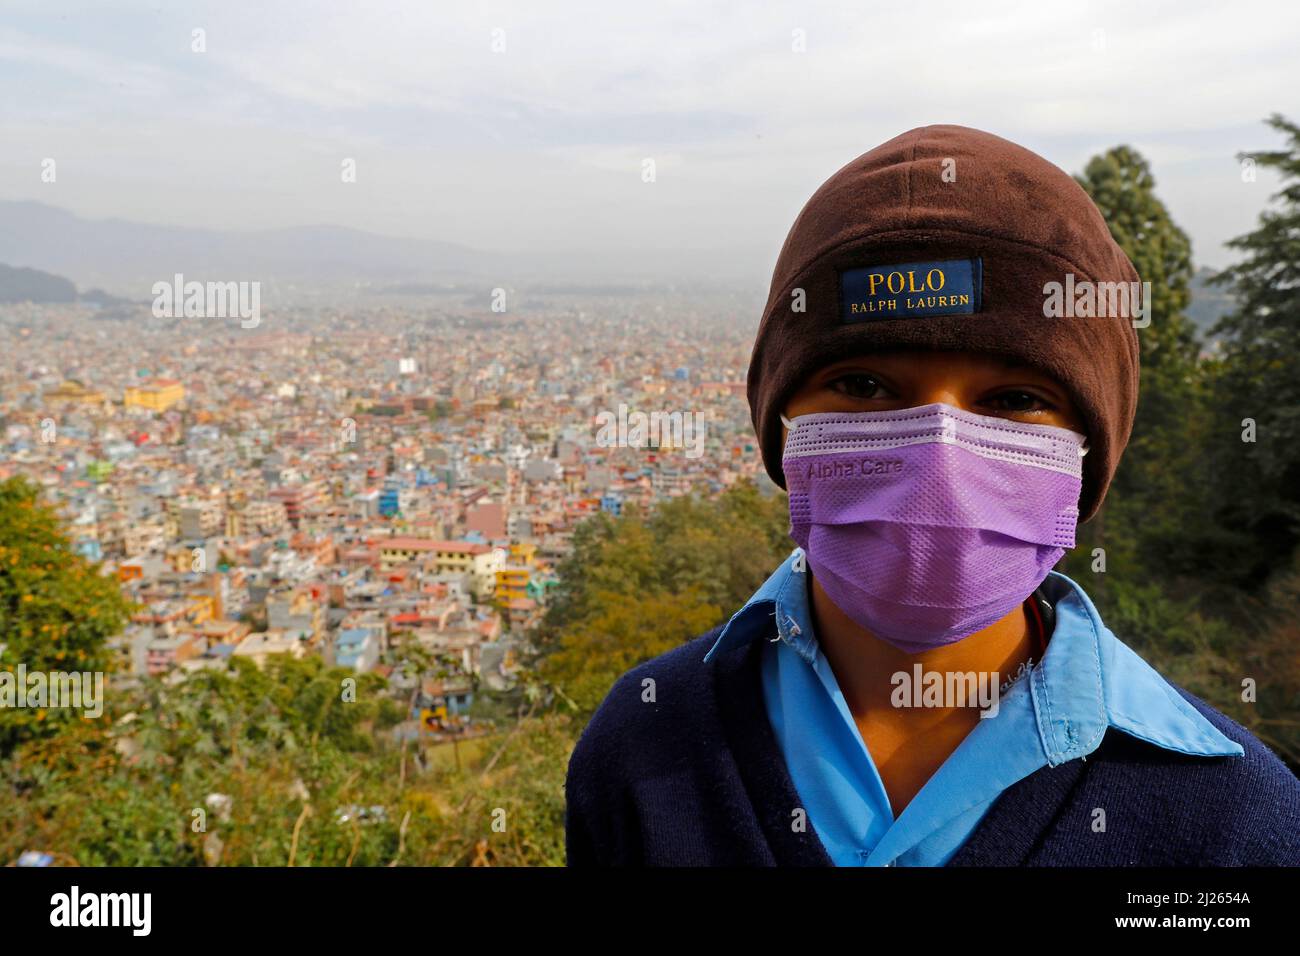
897 356 982 411
910 384 967 411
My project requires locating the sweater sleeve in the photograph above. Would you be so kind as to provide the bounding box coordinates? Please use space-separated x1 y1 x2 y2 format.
563 664 651 866
564 780 600 866
563 711 616 866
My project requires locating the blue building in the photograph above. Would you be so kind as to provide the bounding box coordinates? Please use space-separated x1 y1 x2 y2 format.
73 538 102 561
336 628 380 672
378 479 401 517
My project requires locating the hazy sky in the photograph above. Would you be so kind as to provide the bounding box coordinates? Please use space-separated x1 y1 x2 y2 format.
2 0 1297 282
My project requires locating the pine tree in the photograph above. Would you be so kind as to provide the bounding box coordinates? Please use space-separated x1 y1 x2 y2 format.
1071 146 1209 593
1076 145 1199 367
1207 113 1300 584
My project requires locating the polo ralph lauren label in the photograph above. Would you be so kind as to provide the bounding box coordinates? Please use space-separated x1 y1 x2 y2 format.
840 258 982 322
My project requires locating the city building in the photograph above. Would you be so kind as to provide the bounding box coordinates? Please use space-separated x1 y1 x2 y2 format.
124 378 185 412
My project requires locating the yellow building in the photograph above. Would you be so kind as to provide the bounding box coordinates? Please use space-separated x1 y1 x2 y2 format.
184 594 219 626
125 378 185 412
44 379 108 408
509 542 537 567
495 566 531 603
379 537 491 573
377 537 503 598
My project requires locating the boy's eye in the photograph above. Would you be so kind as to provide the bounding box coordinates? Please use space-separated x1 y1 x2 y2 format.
828 374 887 400
984 390 1049 413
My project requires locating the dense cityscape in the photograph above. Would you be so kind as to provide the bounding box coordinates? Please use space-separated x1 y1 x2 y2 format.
0 290 768 741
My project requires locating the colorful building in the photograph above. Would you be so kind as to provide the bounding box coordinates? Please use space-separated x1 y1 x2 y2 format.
124 378 185 412
376 537 503 598
44 379 109 408
495 566 531 603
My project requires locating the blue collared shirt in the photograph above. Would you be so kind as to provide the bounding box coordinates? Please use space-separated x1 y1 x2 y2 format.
702 549 1244 867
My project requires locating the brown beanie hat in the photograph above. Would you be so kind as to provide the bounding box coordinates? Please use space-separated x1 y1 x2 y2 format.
748 124 1141 523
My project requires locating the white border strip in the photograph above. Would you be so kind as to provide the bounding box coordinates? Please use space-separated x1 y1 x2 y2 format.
783 404 1085 479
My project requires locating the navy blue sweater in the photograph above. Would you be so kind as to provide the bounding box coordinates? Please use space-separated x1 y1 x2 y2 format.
564 625 1300 865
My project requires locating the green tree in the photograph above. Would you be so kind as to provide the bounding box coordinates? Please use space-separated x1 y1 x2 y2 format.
1068 145 1213 593
0 477 132 755
539 588 721 716
532 479 792 718
1065 125 1300 771
1076 145 1198 366
1206 113 1300 587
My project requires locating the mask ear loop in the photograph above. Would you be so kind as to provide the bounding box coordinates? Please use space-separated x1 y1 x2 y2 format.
1079 440 1090 457
780 414 794 429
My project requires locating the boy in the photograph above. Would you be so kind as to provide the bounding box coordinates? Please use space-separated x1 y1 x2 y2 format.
563 125 1300 865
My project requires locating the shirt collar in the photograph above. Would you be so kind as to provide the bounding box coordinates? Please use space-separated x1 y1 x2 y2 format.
703 548 814 665
703 556 1242 762
1033 570 1242 763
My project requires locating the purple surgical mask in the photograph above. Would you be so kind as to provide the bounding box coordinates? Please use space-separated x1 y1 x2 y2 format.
780 402 1087 653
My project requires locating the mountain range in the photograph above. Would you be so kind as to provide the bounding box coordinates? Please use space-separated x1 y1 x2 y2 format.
0 200 503 299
